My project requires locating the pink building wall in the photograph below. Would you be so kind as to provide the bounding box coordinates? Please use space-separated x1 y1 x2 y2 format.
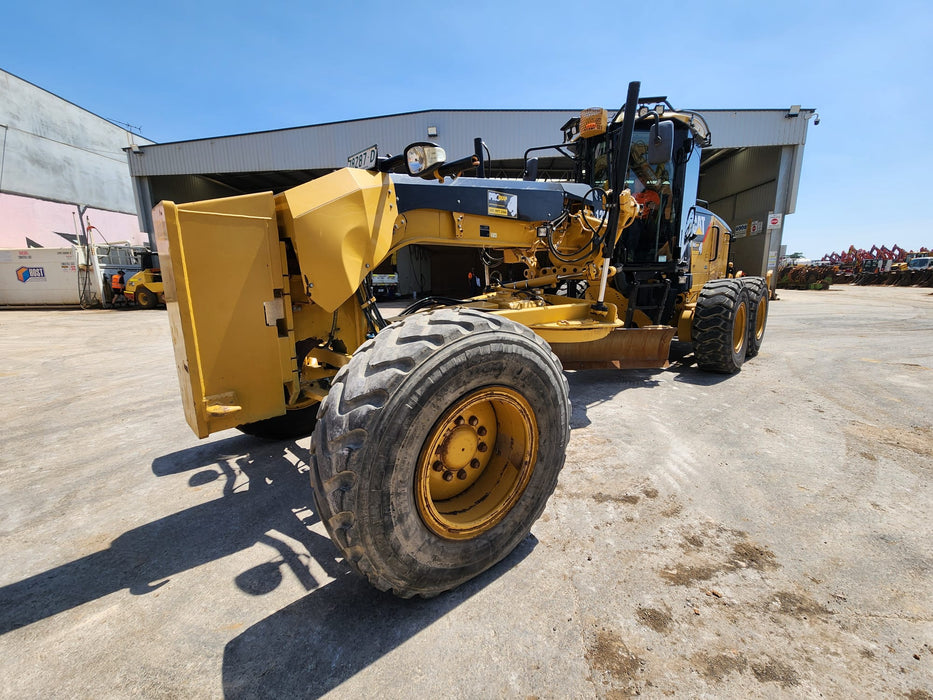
0 192 147 248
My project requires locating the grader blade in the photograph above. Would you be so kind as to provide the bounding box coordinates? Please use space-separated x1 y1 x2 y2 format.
550 326 676 370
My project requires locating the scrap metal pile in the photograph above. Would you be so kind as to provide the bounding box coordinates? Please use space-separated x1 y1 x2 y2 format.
778 265 835 290
778 244 933 290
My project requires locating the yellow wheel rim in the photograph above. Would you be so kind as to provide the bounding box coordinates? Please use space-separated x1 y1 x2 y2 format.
755 296 767 341
733 301 747 354
415 386 538 540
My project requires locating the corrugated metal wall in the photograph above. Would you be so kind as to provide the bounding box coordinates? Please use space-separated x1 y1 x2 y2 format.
128 108 813 178
701 110 811 149
129 106 814 273
148 175 240 206
702 147 782 222
128 110 579 177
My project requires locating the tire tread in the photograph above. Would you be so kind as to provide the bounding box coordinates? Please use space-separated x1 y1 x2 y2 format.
692 279 748 374
311 307 568 597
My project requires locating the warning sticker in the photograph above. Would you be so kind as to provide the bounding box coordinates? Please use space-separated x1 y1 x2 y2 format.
487 190 518 218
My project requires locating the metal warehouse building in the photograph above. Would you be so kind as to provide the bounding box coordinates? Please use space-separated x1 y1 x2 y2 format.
0 69 154 305
127 104 815 296
0 69 152 249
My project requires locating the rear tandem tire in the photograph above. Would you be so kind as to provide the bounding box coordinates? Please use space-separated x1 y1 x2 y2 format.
310 307 570 598
741 276 769 358
237 404 319 440
692 278 749 374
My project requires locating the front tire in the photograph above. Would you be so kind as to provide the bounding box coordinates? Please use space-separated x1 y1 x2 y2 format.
311 308 570 598
692 279 749 374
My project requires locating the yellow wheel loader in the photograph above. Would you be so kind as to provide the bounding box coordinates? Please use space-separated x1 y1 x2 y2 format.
154 82 767 597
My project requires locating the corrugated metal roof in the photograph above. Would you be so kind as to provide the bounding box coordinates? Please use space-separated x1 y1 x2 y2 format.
700 110 814 148
128 110 577 177
128 108 815 177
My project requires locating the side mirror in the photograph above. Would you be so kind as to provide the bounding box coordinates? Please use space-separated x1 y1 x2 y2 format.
523 157 539 181
647 120 674 165
405 142 447 178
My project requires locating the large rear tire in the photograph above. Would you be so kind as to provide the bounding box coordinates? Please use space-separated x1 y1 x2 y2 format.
311 308 570 598
692 278 749 374
741 277 768 358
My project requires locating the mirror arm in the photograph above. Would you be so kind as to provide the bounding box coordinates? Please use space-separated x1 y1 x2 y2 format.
377 154 406 173
436 155 479 179
650 112 662 144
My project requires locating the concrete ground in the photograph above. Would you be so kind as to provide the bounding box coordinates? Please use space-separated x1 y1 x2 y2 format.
1 285 931 699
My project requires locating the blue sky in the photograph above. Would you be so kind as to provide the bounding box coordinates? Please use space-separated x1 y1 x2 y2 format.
2 0 932 259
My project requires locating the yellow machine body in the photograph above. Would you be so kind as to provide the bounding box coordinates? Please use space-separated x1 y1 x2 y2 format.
155 170 674 438
687 212 733 292
278 169 398 313
674 210 734 343
155 193 300 437
124 269 165 304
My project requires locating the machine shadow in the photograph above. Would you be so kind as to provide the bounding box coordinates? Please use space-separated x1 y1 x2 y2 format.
566 368 663 429
0 435 345 636
566 342 735 428
667 340 754 386
151 433 264 477
221 536 537 699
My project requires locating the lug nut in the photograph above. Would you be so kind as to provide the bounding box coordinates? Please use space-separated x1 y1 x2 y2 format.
454 416 465 425
470 458 480 469
477 442 488 453
432 461 443 472
468 415 479 426
477 426 487 437
456 469 467 480
443 471 454 482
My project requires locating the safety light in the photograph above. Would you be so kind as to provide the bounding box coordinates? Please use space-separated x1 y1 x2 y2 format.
579 108 607 138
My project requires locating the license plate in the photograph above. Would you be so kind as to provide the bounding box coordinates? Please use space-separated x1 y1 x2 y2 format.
347 145 378 170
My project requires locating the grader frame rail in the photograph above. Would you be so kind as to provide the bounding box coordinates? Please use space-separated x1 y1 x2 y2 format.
155 82 768 597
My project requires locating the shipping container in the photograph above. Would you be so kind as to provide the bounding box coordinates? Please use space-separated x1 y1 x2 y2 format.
0 248 83 305
0 244 148 306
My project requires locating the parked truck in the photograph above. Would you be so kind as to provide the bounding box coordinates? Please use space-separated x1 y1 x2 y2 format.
155 82 767 597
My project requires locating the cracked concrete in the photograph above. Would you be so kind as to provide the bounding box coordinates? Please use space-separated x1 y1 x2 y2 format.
1 285 931 698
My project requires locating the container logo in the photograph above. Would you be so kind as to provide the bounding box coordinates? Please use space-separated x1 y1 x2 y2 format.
16 266 46 283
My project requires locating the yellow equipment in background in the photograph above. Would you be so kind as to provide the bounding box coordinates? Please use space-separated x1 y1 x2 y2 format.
124 269 164 309
155 82 767 598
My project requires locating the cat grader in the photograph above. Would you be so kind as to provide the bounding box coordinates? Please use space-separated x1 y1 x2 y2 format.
154 82 768 597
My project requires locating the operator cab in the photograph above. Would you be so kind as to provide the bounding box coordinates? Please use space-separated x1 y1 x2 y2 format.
555 100 714 325
573 107 705 273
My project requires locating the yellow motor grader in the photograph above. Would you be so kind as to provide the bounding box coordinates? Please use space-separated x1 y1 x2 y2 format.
154 82 768 597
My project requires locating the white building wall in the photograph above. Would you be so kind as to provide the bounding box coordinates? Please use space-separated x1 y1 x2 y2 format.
0 70 152 248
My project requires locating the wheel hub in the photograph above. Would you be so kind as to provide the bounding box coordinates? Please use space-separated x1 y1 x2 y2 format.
439 425 482 470
416 386 537 540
